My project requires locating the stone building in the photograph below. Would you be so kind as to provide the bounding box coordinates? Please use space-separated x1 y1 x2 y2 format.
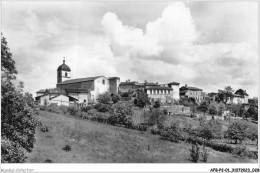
118 80 180 103
35 88 78 106
227 89 249 104
179 84 205 103
36 59 120 105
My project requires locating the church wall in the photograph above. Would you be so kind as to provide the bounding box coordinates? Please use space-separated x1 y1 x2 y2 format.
61 71 71 82
57 81 94 91
92 77 110 102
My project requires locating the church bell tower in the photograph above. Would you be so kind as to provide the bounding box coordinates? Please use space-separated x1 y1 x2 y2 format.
57 57 71 84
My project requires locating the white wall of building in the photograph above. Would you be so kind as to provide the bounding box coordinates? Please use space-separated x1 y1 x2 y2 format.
61 71 71 82
92 77 110 102
170 85 180 100
40 95 50 105
50 94 70 106
68 93 89 104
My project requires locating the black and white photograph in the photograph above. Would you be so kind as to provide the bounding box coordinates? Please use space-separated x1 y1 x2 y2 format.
1 0 259 172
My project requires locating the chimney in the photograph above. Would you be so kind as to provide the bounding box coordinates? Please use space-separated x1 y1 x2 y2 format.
185 84 187 87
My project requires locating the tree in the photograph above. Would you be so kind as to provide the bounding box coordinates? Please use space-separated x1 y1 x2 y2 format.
218 86 234 104
225 122 249 144
1 34 17 80
153 100 160 108
218 102 225 116
247 106 257 119
1 34 38 163
197 101 208 116
97 91 112 104
209 105 217 115
238 105 245 118
148 108 166 128
134 89 150 108
197 119 223 141
111 94 121 104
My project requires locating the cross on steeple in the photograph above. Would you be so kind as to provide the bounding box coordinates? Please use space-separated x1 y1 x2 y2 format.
63 57 65 63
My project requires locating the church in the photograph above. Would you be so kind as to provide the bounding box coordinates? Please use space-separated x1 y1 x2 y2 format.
35 59 120 106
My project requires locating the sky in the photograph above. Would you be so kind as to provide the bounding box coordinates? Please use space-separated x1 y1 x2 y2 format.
2 1 259 97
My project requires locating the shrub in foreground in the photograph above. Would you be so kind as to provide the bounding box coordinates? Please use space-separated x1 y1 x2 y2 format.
201 145 209 162
190 143 200 163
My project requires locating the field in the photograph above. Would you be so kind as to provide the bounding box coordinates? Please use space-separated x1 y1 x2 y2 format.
26 111 255 163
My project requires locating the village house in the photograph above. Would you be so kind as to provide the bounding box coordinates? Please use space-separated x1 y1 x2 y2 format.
35 59 120 106
227 89 249 104
119 80 180 103
35 88 78 106
179 84 205 103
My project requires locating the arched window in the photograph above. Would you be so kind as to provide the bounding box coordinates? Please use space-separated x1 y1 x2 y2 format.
58 72 61 77
65 72 67 77
102 79 105 85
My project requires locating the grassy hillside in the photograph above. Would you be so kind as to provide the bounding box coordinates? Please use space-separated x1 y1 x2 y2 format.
26 111 254 163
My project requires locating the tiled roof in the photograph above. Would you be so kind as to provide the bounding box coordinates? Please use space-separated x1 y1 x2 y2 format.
145 86 173 90
36 89 46 93
47 88 67 94
181 86 203 91
58 76 103 85
119 81 137 85
136 82 158 86
108 77 120 80
50 94 78 101
65 88 89 93
168 81 180 85
234 89 249 96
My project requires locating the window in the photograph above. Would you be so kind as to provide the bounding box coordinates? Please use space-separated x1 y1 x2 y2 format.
65 72 67 77
58 72 61 77
102 79 105 85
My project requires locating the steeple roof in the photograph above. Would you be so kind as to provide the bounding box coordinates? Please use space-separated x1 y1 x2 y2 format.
57 59 71 72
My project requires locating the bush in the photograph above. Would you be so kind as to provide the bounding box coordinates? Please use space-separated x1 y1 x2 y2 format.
59 105 69 114
97 91 112 104
186 136 233 153
96 112 110 123
112 94 121 103
135 89 150 108
44 159 54 163
209 105 217 115
160 122 185 143
39 105 46 111
230 146 258 159
149 125 160 135
68 106 78 116
201 145 209 162
81 105 93 113
94 103 112 113
39 125 49 133
135 123 149 131
197 119 223 140
190 143 200 163
153 100 160 108
147 108 166 128
1 137 27 163
62 145 71 152
45 103 59 112
108 101 133 128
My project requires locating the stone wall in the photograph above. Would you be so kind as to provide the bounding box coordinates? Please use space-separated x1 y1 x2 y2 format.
162 105 191 114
